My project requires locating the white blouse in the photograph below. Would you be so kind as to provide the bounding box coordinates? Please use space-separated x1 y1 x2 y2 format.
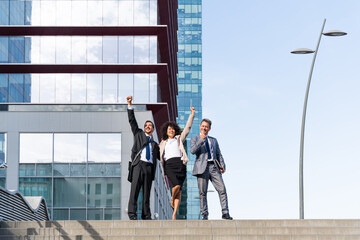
164 138 182 161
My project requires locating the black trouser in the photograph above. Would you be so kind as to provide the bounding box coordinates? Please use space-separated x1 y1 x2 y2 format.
128 161 153 219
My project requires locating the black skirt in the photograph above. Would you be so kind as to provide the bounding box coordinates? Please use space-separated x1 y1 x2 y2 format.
164 157 186 188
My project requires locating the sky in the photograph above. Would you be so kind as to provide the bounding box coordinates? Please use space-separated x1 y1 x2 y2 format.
201 0 360 219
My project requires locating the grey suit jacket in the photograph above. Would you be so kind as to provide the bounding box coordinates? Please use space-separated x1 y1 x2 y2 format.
190 135 225 176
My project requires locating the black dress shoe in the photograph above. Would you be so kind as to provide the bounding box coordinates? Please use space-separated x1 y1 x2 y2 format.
142 216 152 220
129 215 137 220
202 215 208 220
222 213 233 220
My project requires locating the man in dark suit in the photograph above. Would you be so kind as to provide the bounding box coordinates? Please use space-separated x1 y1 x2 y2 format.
191 118 232 220
127 96 159 220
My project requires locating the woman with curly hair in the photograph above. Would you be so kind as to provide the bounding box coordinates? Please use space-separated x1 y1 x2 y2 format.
159 106 195 220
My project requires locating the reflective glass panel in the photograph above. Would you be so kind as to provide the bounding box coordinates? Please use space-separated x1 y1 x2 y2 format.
71 74 86 103
0 37 9 63
87 74 102 103
119 1 133 26
70 209 86 220
19 178 52 207
72 1 87 26
54 178 86 207
9 74 24 102
19 164 36 177
71 37 86 63
149 74 157 102
56 74 71 103
54 134 87 163
39 74 55 103
70 163 86 177
56 1 71 26
87 37 102 63
88 0 102 26
36 163 52 177
40 37 55 63
56 37 71 64
53 163 69 177
103 1 118 26
104 208 120 220
41 1 56 26
103 74 117 103
118 74 133 103
134 0 150 26
87 209 103 220
0 133 6 166
87 178 120 208
118 36 133 63
134 74 149 103
103 37 118 63
53 209 69 220
88 134 121 163
134 36 149 63
20 134 53 163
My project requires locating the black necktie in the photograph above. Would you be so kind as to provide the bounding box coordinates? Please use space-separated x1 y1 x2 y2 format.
146 136 151 160
205 137 211 159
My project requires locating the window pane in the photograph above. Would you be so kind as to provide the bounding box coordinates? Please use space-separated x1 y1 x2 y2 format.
150 36 157 63
40 37 55 63
71 37 86 63
56 1 71 26
87 74 102 103
118 74 133 103
29 36 40 64
19 178 52 207
134 36 149 63
103 74 117 103
87 178 120 208
149 74 157 102
104 209 120 220
103 1 118 26
10 0 24 25
118 36 133 63
9 74 24 102
72 1 87 26
54 134 87 163
88 1 102 26
70 163 86 177
70 209 86 220
0 133 6 166
103 37 118 63
0 74 8 102
149 0 157 25
119 1 133 26
41 1 56 26
134 0 149 26
56 37 71 64
53 163 69 177
53 209 69 220
71 74 86 103
20 134 53 163
0 37 9 63
134 74 149 103
54 178 86 207
87 37 102 63
88 134 121 163
19 164 35 177
56 74 71 103
87 209 103 220
36 163 52 177
39 74 55 103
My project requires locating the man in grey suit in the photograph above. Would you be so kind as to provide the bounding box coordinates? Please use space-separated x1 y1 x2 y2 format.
191 118 232 220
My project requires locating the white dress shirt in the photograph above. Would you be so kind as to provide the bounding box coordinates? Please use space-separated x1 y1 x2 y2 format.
164 138 182 161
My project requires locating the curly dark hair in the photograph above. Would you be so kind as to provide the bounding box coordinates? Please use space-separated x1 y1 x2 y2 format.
160 121 181 140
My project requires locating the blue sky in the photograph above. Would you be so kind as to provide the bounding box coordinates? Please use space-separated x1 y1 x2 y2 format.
201 1 360 219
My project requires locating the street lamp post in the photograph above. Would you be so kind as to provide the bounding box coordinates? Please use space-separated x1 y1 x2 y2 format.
291 18 347 220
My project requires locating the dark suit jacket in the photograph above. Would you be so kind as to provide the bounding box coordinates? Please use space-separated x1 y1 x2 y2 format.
128 108 159 181
190 135 225 176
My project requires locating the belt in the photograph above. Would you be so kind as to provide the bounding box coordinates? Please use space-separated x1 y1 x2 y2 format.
207 161 214 164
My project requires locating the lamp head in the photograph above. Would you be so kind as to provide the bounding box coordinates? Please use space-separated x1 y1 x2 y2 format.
323 30 347 36
291 48 315 54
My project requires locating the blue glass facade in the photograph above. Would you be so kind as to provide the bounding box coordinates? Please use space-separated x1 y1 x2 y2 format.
177 0 202 219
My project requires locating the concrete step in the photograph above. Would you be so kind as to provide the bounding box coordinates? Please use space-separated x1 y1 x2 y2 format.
1 235 360 240
1 220 360 240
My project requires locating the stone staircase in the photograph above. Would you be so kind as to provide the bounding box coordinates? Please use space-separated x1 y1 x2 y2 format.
0 219 359 240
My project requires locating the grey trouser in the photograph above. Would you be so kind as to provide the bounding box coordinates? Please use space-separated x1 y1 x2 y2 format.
197 162 229 217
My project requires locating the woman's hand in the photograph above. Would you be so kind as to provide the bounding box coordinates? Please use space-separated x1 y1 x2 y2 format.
190 106 195 114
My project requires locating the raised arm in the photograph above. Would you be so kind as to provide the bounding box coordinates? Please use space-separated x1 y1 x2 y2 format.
180 107 195 142
190 136 205 155
127 96 141 136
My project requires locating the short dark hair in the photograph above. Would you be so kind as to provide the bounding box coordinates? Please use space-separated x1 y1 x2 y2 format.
144 120 154 128
201 118 212 128
160 121 181 140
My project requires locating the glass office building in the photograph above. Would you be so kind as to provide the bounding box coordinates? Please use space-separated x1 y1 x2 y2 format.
177 0 202 219
0 0 178 220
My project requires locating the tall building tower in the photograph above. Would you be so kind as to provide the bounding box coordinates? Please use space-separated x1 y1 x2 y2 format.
0 0 178 220
177 0 202 219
